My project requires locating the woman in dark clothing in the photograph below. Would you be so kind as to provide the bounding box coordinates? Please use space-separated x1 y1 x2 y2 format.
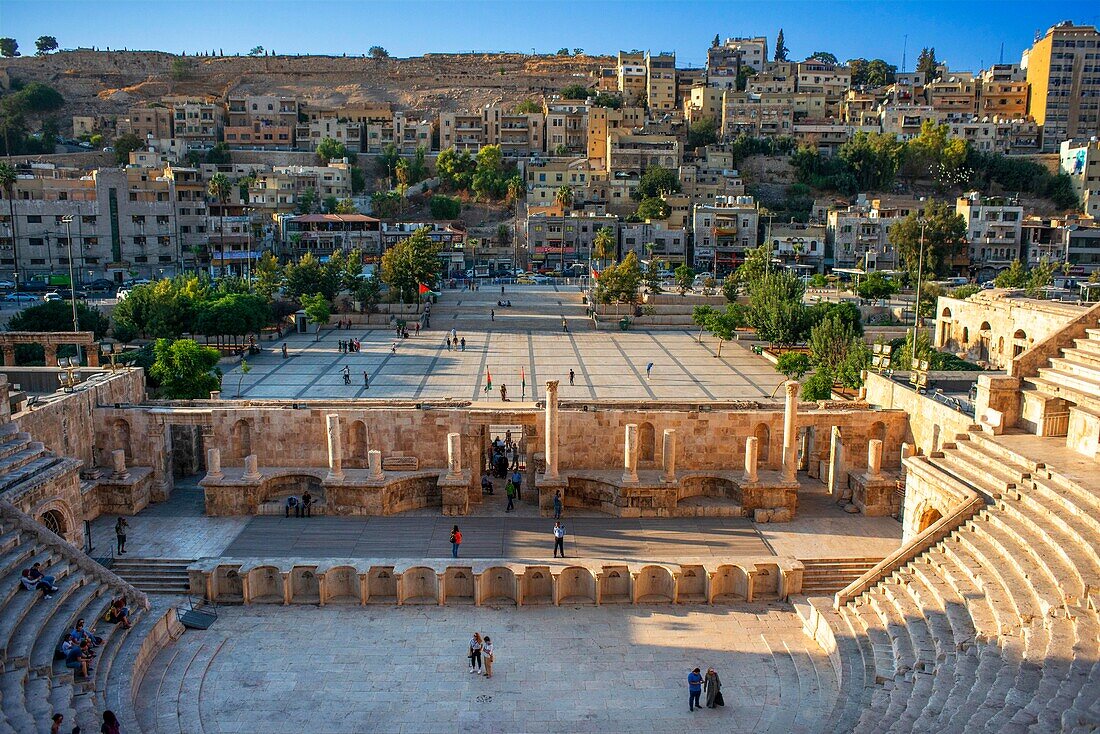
704 668 723 708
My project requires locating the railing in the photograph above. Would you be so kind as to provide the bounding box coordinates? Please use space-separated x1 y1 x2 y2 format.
834 461 985 608
1042 411 1070 437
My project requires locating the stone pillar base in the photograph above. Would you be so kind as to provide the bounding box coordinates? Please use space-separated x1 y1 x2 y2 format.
536 474 568 517
851 472 899 516
440 471 472 516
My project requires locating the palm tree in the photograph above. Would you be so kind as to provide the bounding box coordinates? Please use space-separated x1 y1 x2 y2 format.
207 173 231 277
0 163 18 289
507 175 524 272
554 185 574 272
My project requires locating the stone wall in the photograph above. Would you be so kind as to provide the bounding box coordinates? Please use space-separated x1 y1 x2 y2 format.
863 372 975 454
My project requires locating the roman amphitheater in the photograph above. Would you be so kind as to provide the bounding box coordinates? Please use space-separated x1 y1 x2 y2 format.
0 289 1098 733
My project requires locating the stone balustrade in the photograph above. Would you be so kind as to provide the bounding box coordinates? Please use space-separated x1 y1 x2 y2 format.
189 556 805 606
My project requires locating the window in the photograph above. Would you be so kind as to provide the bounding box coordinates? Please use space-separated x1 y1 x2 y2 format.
26 215 41 224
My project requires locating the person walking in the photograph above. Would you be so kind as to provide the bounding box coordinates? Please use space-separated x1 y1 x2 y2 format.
553 521 566 558
281 343 288 359
363 371 370 389
460 337 466 351
490 308 495 322
482 636 494 678
568 369 575 386
391 342 398 354
505 480 516 512
646 362 653 379
553 490 563 520
468 633 483 674
114 517 128 554
414 322 420 336
446 336 452 351
342 365 351 385
704 668 723 708
500 384 507 402
450 525 462 558
511 468 522 498
562 317 568 332
688 668 704 712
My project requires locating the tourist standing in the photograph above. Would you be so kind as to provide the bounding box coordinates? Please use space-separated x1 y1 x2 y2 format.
568 369 575 386
562 317 568 332
511 468 522 498
688 668 703 712
553 521 565 558
468 633 483 674
363 371 370 389
414 322 420 336
482 636 494 678
490 309 495 322
446 336 452 351
553 490 563 520
50 713 63 734
646 362 653 379
114 517 128 554
342 365 351 385
505 480 515 512
281 343 287 359
704 668 723 708
460 337 466 351
450 525 462 558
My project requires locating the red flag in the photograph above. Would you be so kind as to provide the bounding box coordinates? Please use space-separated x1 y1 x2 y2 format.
418 283 430 294
485 368 492 392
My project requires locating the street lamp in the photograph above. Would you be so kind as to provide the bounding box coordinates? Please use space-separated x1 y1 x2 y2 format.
60 215 81 364
57 356 82 392
910 218 927 362
100 342 120 371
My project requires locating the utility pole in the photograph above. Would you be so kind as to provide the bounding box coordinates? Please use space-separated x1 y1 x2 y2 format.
61 215 81 364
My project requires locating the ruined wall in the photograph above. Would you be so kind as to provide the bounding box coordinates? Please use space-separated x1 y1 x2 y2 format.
863 372 974 454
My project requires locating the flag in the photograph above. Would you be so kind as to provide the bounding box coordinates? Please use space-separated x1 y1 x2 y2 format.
521 366 526 397
485 368 492 392
418 283 430 294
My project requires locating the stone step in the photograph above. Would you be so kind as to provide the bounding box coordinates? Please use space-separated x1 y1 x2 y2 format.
0 548 59 612
1049 355 1100 384
1062 343 1100 367
973 511 1066 613
953 435 1030 485
997 495 1095 603
928 451 1010 498
27 582 105 675
0 669 36 734
0 538 37 582
0 445 46 477
0 433 32 461
1035 366 1100 401
0 562 81 668
103 609 164 734
0 456 64 494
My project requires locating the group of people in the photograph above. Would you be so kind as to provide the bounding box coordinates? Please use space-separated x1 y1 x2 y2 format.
467 632 495 678
445 328 465 351
488 435 520 479
334 318 355 330
20 561 60 599
687 667 723 711
495 299 512 308
55 596 131 682
50 709 121 734
283 491 315 517
338 338 362 353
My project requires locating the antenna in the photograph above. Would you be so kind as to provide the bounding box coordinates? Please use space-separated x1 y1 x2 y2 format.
902 34 908 71
999 42 1004 65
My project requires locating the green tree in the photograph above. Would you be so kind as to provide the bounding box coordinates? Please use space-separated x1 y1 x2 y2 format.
8 301 109 363
807 300 864 335
809 51 837 65
235 359 251 397
35 36 59 55
513 99 542 114
295 187 318 215
149 338 222 399
916 47 939 80
692 305 715 343
889 201 968 278
589 92 623 109
674 264 695 295
636 197 670 220
633 166 681 201
169 59 191 81
112 132 143 165
207 172 232 272
252 251 283 300
747 270 808 347
376 143 401 183
855 271 898 300
643 259 663 294
369 46 389 59
560 84 590 100
0 38 18 57
734 243 771 287
808 315 857 374
436 147 476 191
836 340 872 389
687 117 719 149
334 198 358 214
774 29 788 62
593 227 616 264
472 145 506 200
0 162 19 284
370 191 402 219
355 271 383 312
705 304 746 357
284 252 340 302
594 251 642 305
429 194 461 219
801 368 834 400
865 59 896 87
322 195 339 214
316 137 348 164
380 227 441 306
776 351 812 380
554 184 574 212
735 65 756 91
248 46 265 56
300 293 331 332
994 260 1027 288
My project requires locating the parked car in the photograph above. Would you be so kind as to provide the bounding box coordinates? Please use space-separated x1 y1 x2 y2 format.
4 292 39 303
116 288 132 301
86 278 115 292
43 292 63 302
55 288 88 299
516 276 536 284
0 280 14 290
102 146 115 152
981 280 996 289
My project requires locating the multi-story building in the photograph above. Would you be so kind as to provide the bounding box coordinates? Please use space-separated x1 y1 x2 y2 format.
828 202 899 272
284 214 382 261
842 90 880 126
1060 138 1100 219
685 84 724 125
382 222 466 276
122 104 174 142
543 99 587 155
676 68 705 108
646 51 677 111
438 112 486 153
295 117 363 153
678 148 745 206
957 191 1024 279
707 36 769 75
795 59 851 112
393 112 433 154
525 157 593 207
587 106 645 169
224 95 299 149
620 219 687 265
1022 214 1100 276
617 52 648 106
605 133 681 175
881 104 941 139
721 92 794 137
770 222 828 273
483 105 544 157
925 75 979 118
948 117 1040 154
1022 21 1100 151
161 164 209 267
978 65 1029 118
170 99 225 149
525 210 619 269
248 161 353 216
691 196 759 274
748 62 797 94
595 67 619 92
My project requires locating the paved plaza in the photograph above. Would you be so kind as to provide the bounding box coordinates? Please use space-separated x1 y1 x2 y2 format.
136 604 837 734
223 287 785 402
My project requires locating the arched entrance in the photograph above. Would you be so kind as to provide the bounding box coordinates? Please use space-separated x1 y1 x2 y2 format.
1012 329 1028 359
917 507 943 533
231 419 252 461
40 509 67 538
638 422 655 463
937 307 952 347
978 322 991 362
754 423 771 465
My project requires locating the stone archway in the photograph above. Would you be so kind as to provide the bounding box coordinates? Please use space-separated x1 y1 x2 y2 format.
111 419 132 461
231 419 252 461
348 420 368 469
638 422 655 463
917 506 943 533
754 423 771 465
1012 329 1028 359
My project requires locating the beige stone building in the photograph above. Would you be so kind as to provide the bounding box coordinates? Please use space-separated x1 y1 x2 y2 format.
645 52 677 112
542 99 586 155
707 36 769 75
605 133 681 176
524 157 593 207
1022 21 1100 151
483 105 544 157
691 196 759 273
925 75 978 117
438 112 486 153
587 106 645 169
977 64 1028 118
616 51 647 106
957 191 1024 280
224 95 299 150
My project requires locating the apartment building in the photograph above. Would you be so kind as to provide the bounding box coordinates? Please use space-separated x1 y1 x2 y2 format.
161 165 209 265
543 99 587 155
881 104 941 139
295 117 363 153
748 62 797 94
1023 21 1100 151
484 105 544 157
691 196 759 274
721 92 794 137
828 202 899 272
585 104 642 168
948 117 1040 154
1022 214 1100 275
685 84 724 125
795 59 851 108
0 164 185 283
525 211 619 268
646 52 678 111
770 222 828 273
678 149 745 206
620 219 687 265
170 99 225 148
122 104 174 142
925 75 979 118
224 95 299 149
957 191 1024 279
248 161 353 216
842 90 881 126
617 52 648 106
676 68 705 108
707 36 769 75
1060 138 1100 219
438 112 486 153
393 112 433 154
284 213 382 260
381 222 466 275
525 157 593 207
595 67 619 92
606 133 681 175
978 65 1029 118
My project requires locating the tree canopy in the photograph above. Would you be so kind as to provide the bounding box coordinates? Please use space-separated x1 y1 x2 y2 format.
889 201 968 278
747 270 809 347
149 338 222 399
380 227 442 304
633 166 681 202
35 36 59 55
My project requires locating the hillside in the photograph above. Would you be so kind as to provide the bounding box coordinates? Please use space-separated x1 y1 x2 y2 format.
0 50 611 123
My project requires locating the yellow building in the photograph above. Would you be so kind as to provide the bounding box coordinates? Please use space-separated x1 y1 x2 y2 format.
646 52 677 112
587 106 645 170
1023 21 1100 151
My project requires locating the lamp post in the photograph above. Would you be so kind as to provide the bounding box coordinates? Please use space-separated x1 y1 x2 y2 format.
61 215 81 364
910 218 927 362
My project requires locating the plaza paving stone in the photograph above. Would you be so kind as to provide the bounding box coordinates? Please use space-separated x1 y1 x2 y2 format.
138 603 838 734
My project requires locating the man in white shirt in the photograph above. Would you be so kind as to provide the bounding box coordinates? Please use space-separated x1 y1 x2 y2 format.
553 521 566 558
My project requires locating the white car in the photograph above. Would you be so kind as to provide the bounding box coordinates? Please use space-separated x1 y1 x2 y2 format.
43 292 63 302
116 288 132 301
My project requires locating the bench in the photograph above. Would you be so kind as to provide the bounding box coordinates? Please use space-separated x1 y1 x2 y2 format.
382 456 419 471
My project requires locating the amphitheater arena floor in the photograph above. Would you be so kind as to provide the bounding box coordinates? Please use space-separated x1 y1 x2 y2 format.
136 603 836 734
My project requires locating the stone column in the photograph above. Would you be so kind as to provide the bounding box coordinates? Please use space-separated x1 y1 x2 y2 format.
661 429 677 483
867 439 883 480
206 448 223 479
210 390 221 400
622 424 639 484
148 423 172 502
826 426 843 496
543 380 560 480
447 433 462 477
326 414 344 481
111 449 129 479
368 449 384 480
781 380 800 482
0 375 10 423
743 436 759 484
43 343 58 366
1 344 15 367
243 454 261 481
86 348 100 367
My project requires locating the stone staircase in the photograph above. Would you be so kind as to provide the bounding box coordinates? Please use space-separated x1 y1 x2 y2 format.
1022 322 1100 444
0 423 69 496
798 432 1100 733
800 558 883 596
108 558 192 596
0 507 150 734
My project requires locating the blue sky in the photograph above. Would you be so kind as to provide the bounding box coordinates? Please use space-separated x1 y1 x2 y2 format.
2 0 1098 71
